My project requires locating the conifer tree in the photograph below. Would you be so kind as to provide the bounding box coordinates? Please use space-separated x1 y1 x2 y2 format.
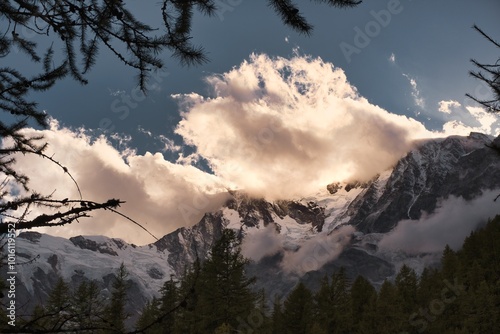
271 295 285 334
375 279 401 334
103 263 130 333
349 275 377 333
172 261 200 334
196 229 257 332
136 297 162 334
328 267 351 334
313 275 332 330
22 277 72 332
71 279 106 332
441 244 460 281
416 267 440 307
282 282 313 334
395 265 418 312
158 275 179 332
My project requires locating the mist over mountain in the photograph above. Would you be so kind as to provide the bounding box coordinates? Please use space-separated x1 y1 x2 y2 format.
8 132 500 325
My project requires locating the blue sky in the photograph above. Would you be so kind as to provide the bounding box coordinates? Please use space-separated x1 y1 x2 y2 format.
23 0 500 156
6 0 500 243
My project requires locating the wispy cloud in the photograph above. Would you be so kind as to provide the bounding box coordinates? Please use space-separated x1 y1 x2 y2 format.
281 225 355 275
403 73 425 109
138 126 181 153
379 190 500 254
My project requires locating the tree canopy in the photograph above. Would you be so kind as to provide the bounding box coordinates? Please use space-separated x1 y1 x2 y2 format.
467 25 500 112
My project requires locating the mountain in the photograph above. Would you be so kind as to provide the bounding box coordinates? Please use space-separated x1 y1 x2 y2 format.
7 132 500 323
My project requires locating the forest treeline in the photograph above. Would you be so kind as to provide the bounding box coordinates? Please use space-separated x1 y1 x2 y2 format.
1 217 499 333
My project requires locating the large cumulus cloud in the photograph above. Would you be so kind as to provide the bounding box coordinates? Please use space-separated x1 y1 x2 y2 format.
174 53 430 199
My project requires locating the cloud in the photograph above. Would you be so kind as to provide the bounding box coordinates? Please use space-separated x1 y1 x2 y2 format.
403 73 425 109
241 224 283 262
438 100 461 114
5 120 229 245
441 105 500 136
378 190 500 254
174 53 430 199
281 225 355 275
389 53 396 63
138 126 181 153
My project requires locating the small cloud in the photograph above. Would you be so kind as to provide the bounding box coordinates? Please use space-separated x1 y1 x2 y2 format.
108 88 126 97
438 100 461 114
389 53 396 63
157 135 181 153
285 36 289 43
137 125 152 137
138 126 181 152
241 224 283 262
281 225 355 275
403 73 425 109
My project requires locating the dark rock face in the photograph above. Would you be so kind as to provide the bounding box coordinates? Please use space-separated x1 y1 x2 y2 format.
341 133 500 233
226 192 275 227
275 201 326 232
225 191 326 231
47 254 58 272
69 236 119 256
147 267 165 280
112 238 127 250
327 182 342 194
154 211 226 273
18 231 42 243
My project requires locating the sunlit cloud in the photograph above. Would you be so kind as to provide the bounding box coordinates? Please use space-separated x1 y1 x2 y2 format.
175 53 430 199
435 99 500 136
438 100 461 114
4 120 229 244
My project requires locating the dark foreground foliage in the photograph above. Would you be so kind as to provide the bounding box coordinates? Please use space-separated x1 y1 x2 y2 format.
2 217 499 333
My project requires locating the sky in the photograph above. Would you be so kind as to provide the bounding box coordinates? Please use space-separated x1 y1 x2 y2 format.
4 0 500 244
